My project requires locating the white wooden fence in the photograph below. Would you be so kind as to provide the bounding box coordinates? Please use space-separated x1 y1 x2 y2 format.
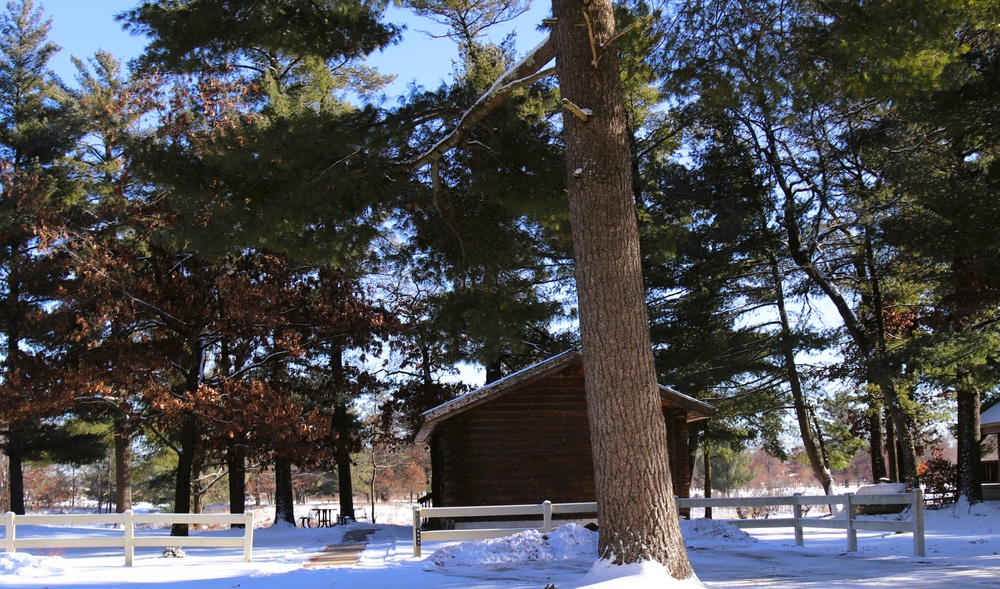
679 489 925 557
412 490 925 557
412 500 595 557
3 511 255 566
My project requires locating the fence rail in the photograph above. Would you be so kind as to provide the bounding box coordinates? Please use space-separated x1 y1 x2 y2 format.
3 511 255 566
412 490 924 557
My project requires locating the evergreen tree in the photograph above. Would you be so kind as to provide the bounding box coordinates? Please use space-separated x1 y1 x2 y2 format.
660 0 935 488
388 5 569 382
0 0 85 514
123 0 401 263
636 103 837 491
831 1 1000 502
64 49 164 514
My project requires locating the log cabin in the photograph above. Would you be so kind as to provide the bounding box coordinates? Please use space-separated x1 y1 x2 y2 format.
414 350 715 509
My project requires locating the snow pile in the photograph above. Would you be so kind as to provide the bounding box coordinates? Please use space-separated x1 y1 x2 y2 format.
680 518 756 548
430 518 754 567
430 523 598 566
576 560 706 589
0 553 67 577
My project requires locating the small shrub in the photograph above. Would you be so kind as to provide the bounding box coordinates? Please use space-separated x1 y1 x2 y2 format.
921 452 957 506
735 504 776 519
162 546 186 558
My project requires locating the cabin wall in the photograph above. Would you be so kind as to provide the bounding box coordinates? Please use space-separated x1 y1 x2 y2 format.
432 367 697 508
665 410 691 499
434 369 595 507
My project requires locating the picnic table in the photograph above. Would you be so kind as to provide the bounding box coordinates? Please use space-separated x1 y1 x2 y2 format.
312 507 337 527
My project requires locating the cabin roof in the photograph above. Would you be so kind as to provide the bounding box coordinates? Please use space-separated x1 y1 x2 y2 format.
983 402 1000 435
414 350 715 443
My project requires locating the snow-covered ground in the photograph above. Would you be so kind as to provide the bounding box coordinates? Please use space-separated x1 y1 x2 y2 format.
1 500 998 588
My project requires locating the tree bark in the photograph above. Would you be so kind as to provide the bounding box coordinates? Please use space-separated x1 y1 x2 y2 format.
367 447 379 524
956 379 983 503
170 413 199 536
551 0 692 577
771 256 834 494
885 414 899 481
113 417 132 512
868 402 888 482
336 444 355 520
7 449 24 515
227 440 247 526
273 455 296 526
331 344 356 521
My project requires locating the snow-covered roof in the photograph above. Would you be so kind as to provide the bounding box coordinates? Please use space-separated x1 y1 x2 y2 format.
982 402 1000 435
414 350 715 443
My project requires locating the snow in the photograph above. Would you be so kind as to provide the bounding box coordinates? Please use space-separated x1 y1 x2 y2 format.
1 501 998 588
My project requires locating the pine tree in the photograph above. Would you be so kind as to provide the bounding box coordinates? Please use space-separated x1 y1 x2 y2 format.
63 49 165 514
123 0 400 263
838 1 1000 502
549 0 692 575
388 5 568 382
0 0 85 514
638 113 833 492
660 0 940 488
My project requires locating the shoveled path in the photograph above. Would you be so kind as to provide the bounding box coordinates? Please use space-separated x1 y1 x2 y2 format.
303 528 378 568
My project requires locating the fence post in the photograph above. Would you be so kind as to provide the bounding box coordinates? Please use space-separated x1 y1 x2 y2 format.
792 493 804 547
412 506 422 557
243 512 255 562
542 501 552 533
912 488 925 557
124 510 134 566
4 512 14 553
845 493 857 552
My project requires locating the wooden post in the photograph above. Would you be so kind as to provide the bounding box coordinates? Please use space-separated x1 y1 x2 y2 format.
542 501 552 533
243 512 254 562
412 506 422 557
792 493 804 547
912 488 925 557
4 512 14 553
845 493 857 552
124 510 135 566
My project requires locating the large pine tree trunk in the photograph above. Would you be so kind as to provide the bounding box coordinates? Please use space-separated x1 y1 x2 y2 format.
335 444 355 520
7 449 25 515
113 417 132 512
886 415 899 481
273 455 296 526
868 403 888 482
171 413 199 536
329 347 356 520
227 440 247 526
956 380 983 503
550 0 692 577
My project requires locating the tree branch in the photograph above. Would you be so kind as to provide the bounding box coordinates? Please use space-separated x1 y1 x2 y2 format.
399 34 557 169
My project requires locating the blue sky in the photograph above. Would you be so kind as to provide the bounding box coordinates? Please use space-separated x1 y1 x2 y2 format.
40 0 550 99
